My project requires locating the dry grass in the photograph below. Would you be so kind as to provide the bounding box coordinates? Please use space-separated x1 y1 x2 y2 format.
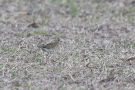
0 0 135 90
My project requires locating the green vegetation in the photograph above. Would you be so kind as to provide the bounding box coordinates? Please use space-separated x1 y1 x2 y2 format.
55 32 65 38
54 0 63 4
54 66 65 72
33 30 48 35
90 14 101 23
132 43 135 49
33 53 42 62
67 0 78 16
54 0 79 16
127 17 134 23
97 54 104 59
16 33 23 38
27 74 32 78
1 45 17 53
129 6 135 13
11 72 18 77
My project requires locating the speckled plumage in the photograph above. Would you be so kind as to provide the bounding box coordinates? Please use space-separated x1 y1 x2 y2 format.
38 38 60 52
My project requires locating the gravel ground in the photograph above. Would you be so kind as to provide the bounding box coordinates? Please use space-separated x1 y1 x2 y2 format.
0 0 135 90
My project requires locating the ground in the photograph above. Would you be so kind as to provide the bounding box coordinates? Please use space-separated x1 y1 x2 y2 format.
0 0 135 90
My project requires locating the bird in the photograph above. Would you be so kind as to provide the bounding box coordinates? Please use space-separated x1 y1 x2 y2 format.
37 38 60 52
